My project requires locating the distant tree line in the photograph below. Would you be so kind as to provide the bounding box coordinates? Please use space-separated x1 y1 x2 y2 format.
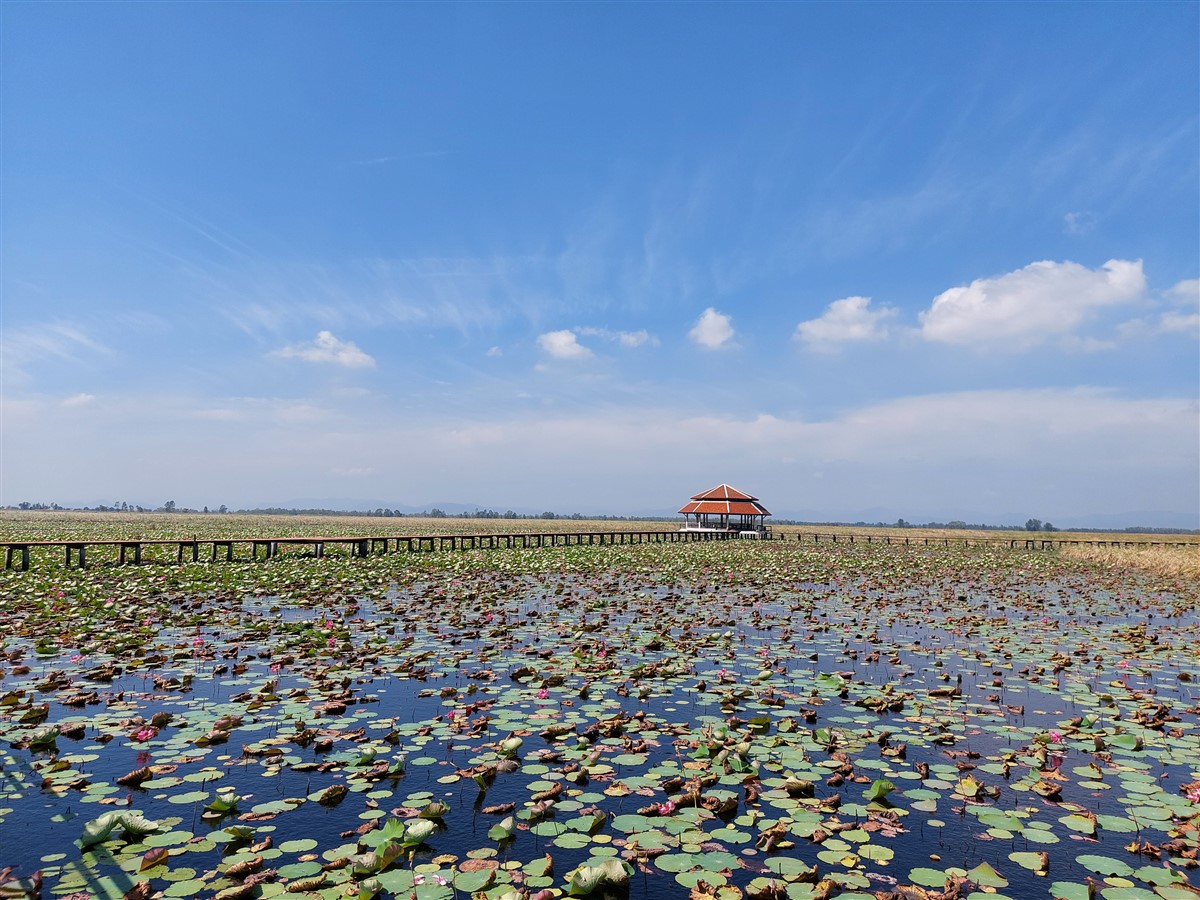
9 500 226 514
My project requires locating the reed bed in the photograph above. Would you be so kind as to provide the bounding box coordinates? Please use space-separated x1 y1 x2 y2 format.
1059 543 1200 579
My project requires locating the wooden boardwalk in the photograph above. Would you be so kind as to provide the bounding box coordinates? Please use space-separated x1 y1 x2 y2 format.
798 532 1198 550
0 528 738 571
0 529 1193 571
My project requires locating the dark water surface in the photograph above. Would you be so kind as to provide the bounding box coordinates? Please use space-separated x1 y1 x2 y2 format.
0 543 1197 899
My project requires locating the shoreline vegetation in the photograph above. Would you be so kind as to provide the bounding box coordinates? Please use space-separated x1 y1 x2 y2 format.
2 509 1197 579
5 504 1196 536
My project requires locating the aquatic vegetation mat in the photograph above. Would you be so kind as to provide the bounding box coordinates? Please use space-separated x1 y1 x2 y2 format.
0 541 1197 899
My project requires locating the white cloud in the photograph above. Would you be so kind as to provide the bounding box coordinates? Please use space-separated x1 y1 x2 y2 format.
3 385 1194 522
61 393 96 408
537 330 592 360
1117 277 1199 339
918 259 1145 350
576 326 658 348
1166 278 1199 306
486 346 502 357
1063 211 1097 235
618 330 652 348
794 296 897 347
271 331 375 368
689 308 734 350
1156 311 1200 335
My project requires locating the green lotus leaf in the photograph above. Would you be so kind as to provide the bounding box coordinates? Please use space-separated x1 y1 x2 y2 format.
488 815 515 842
403 818 437 846
567 858 631 896
418 800 449 819
908 868 952 888
1075 855 1134 877
80 811 161 848
966 861 1007 888
1050 884 1094 900
864 778 895 802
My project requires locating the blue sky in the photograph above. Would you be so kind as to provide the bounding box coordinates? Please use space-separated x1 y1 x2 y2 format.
2 2 1197 526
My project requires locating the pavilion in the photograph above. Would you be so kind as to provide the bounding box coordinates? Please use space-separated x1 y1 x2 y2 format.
678 484 771 534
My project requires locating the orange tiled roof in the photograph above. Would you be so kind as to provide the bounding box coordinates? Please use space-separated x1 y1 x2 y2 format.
679 484 770 516
678 498 771 516
689 483 756 501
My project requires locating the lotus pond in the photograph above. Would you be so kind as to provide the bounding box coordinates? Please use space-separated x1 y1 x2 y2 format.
0 539 1197 900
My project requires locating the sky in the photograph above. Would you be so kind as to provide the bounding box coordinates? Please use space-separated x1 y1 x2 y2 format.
1 2 1198 527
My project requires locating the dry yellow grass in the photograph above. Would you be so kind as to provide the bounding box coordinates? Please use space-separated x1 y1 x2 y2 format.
1059 544 1200 580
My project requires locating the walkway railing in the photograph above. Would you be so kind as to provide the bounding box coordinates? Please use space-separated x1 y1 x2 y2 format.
1 528 738 571
1 529 1192 571
791 532 1198 550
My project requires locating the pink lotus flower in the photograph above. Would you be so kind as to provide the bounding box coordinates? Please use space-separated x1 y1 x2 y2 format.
413 874 448 886
131 726 158 742
70 654 82 663
192 636 204 647
1187 785 1200 803
658 800 676 816
142 617 153 626
1050 730 1062 744
327 636 337 648
537 688 549 700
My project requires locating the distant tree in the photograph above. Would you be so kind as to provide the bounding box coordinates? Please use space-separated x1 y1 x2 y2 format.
428 508 447 518
218 504 228 514
203 506 209 513
947 520 967 529
541 511 557 519
163 500 176 513
896 518 908 528
1044 522 1056 532
1025 518 1042 532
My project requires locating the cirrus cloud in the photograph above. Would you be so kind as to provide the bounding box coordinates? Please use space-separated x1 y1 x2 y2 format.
919 258 1145 350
